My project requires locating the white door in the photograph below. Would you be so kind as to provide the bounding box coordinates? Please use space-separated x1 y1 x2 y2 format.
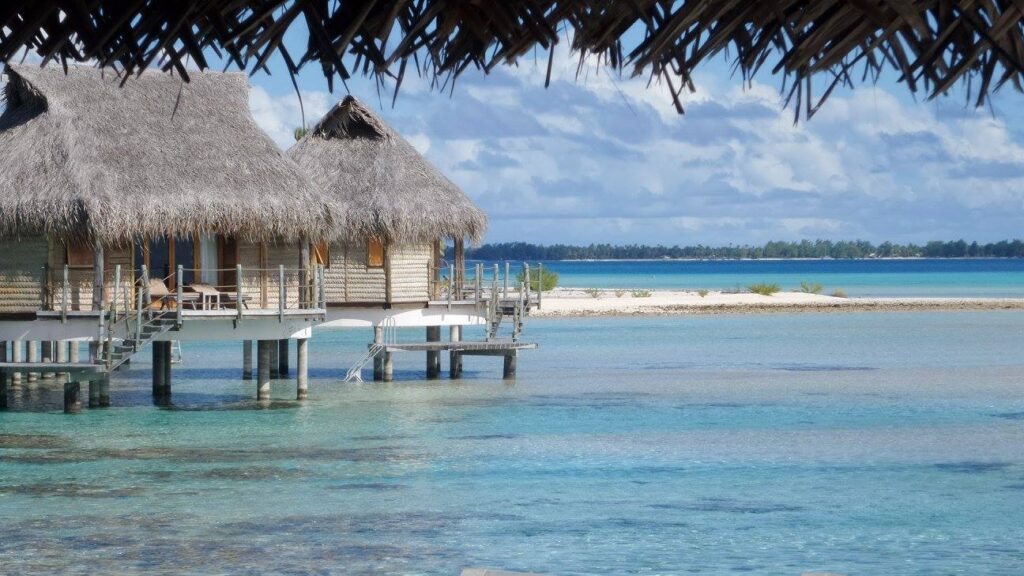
199 234 218 285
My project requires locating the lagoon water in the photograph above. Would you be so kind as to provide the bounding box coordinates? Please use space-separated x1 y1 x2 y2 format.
514 258 1024 297
2 312 1024 574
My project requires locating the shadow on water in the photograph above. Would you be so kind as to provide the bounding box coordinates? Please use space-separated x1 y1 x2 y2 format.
934 462 1012 474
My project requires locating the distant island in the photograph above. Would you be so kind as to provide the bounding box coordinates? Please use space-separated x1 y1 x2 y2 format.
459 240 1024 260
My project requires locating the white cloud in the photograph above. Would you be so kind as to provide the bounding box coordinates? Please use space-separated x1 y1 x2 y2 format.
248 86 332 149
240 45 1024 245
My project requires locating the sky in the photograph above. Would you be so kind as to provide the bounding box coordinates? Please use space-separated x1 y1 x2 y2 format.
7 34 1024 246
245 39 1024 247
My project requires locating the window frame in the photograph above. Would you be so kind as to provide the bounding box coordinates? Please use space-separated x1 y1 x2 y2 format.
367 238 385 268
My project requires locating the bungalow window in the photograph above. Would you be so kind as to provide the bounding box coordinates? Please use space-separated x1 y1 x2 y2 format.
66 241 94 268
367 238 385 268
312 240 330 268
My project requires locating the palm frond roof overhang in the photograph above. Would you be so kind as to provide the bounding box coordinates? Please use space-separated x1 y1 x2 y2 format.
2 1 1024 117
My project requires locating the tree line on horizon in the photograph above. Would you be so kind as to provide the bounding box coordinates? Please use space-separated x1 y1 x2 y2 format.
460 239 1024 260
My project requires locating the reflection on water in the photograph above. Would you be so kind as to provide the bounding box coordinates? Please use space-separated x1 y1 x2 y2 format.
1 311 1024 574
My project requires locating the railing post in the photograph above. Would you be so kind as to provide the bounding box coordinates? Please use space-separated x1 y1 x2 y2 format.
319 265 326 309
475 263 482 303
141 264 151 319
62 265 69 323
447 262 452 310
236 264 244 322
112 264 121 324
135 280 144 345
523 263 530 309
176 265 183 328
40 265 48 310
504 261 510 299
537 263 543 309
278 265 285 322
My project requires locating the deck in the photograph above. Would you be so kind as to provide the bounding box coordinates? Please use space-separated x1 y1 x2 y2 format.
383 341 538 355
0 362 103 374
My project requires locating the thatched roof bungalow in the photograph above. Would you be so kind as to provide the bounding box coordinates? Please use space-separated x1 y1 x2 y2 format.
0 63 329 315
289 96 486 306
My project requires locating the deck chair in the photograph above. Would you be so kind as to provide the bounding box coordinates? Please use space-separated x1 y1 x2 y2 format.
148 278 200 310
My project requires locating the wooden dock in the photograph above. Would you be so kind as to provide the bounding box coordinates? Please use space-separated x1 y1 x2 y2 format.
382 341 537 354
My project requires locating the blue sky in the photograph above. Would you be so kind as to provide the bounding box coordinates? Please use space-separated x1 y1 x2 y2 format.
247 42 1024 246
9 36 1024 246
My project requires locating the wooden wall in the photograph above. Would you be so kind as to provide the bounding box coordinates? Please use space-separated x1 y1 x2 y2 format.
47 240 132 312
0 236 47 314
323 240 430 305
236 240 302 309
389 244 430 303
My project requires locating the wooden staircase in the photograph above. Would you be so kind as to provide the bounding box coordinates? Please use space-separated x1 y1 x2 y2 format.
105 313 177 371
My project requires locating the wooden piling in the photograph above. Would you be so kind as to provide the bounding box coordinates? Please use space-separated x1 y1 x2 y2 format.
279 339 289 376
373 325 384 381
269 341 280 379
88 378 101 408
152 342 166 402
0 371 7 410
503 352 517 379
296 338 308 400
449 325 463 379
162 341 172 401
426 326 441 379
242 340 253 380
63 381 81 414
98 374 110 407
0 340 6 363
257 340 271 401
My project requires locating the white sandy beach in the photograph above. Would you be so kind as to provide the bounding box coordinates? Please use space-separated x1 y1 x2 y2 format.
532 288 1024 317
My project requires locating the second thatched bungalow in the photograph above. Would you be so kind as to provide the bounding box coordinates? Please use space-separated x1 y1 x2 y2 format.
289 96 487 325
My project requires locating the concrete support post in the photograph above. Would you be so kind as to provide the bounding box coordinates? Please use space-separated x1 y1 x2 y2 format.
42 341 54 379
0 371 7 410
27 340 39 382
269 341 280 379
69 341 80 364
11 340 22 387
256 340 271 401
383 352 394 382
63 381 81 414
279 339 289 376
373 326 384 381
0 340 6 363
98 375 110 407
56 340 68 382
88 378 101 408
242 340 253 380
449 325 463 379
426 326 441 379
296 338 309 400
503 352 517 380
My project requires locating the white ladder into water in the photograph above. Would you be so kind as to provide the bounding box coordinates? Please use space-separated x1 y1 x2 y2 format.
343 318 397 383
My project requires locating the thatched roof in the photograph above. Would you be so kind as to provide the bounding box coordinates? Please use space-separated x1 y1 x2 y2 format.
289 96 486 245
2 2 1024 116
0 63 328 243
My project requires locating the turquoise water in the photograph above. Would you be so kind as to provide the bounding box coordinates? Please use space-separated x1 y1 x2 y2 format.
497 259 1024 297
2 312 1024 574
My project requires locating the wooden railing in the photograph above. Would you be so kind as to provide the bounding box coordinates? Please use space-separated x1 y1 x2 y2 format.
44 263 327 318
